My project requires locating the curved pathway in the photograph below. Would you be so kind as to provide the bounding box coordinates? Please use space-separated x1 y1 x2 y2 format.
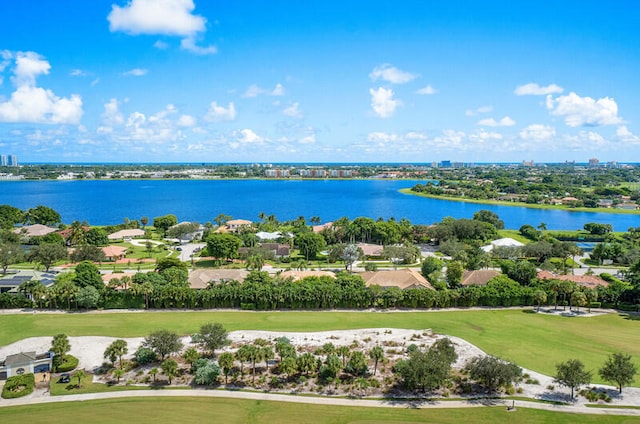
0 387 639 416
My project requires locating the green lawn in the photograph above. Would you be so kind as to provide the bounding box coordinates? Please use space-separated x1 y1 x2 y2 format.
0 397 636 423
2 310 640 383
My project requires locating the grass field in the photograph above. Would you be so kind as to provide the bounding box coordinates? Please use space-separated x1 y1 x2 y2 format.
2 309 639 383
0 397 636 423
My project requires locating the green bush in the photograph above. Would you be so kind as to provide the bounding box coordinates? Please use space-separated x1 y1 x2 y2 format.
134 347 157 365
56 354 79 372
2 373 35 399
589 302 601 309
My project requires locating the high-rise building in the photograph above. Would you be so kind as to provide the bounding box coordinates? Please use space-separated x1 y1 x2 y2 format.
588 158 599 167
8 155 17 166
0 155 7 166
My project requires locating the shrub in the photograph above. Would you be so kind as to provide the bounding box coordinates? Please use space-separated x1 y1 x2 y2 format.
56 354 79 372
2 373 35 399
134 347 157 365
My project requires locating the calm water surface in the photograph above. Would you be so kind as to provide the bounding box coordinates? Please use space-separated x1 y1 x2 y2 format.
1 179 639 230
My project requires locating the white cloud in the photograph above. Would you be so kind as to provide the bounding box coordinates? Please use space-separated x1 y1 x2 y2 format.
180 37 217 55
204 101 236 122
236 128 262 144
242 83 285 98
242 84 262 98
519 124 556 141
367 132 399 143
369 87 401 118
271 83 285 96
299 134 315 144
101 98 124 126
70 69 88 77
369 64 416 84
154 40 169 50
0 51 83 124
12 51 50 86
122 68 148 77
177 114 196 126
416 85 437 95
478 116 516 127
405 131 427 140
108 0 216 54
283 102 303 118
515 83 564 96
546 92 622 127
108 0 205 36
465 106 493 116
616 125 640 143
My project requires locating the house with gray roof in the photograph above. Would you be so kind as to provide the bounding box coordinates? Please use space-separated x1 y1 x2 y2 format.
0 351 53 379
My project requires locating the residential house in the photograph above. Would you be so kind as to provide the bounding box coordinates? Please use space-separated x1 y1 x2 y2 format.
357 242 384 258
188 269 249 289
360 269 434 290
107 228 145 240
101 245 128 261
278 270 336 281
480 238 524 253
537 271 609 290
218 219 253 233
0 351 53 379
12 224 57 238
461 269 501 286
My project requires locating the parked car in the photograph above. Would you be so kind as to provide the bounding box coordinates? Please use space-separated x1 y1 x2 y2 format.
58 373 70 383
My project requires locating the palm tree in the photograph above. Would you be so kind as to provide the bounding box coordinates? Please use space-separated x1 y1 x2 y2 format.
74 369 87 388
369 346 384 376
337 346 350 367
149 367 158 383
537 222 547 231
113 368 124 383
218 352 235 384
246 254 265 271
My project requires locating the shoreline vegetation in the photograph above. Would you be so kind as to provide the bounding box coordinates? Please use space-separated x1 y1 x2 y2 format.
400 188 640 215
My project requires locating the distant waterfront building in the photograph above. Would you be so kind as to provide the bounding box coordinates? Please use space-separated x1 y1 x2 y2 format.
7 155 18 166
588 158 599 167
451 162 464 168
0 155 6 166
265 169 290 178
440 160 451 168
521 160 535 167
299 169 327 178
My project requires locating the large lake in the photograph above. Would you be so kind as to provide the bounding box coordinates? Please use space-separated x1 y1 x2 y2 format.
1 179 639 230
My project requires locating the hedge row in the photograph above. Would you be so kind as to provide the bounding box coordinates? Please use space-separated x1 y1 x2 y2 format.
1 373 35 399
56 354 79 372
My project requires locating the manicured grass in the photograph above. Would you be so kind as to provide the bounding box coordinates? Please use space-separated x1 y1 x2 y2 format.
497 230 531 244
0 397 634 423
2 309 640 384
49 374 153 396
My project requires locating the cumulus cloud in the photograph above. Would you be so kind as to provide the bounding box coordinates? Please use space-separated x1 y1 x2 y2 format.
514 83 564 96
122 68 148 77
465 106 492 116
416 85 437 95
519 124 556 141
180 37 217 55
154 40 169 50
177 114 196 126
546 92 622 127
369 64 417 84
101 98 124 126
283 102 303 118
477 116 516 127
235 128 262 144
0 51 83 124
204 101 236 122
367 132 399 143
271 83 285 96
617 125 640 143
108 0 216 54
241 83 285 98
370 87 401 118
299 134 315 144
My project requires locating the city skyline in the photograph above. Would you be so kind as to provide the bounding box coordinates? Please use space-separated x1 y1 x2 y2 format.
0 1 639 163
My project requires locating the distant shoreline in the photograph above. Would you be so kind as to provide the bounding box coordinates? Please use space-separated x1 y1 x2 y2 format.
399 188 640 215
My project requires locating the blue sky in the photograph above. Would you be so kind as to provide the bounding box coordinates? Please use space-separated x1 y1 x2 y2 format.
0 0 638 163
